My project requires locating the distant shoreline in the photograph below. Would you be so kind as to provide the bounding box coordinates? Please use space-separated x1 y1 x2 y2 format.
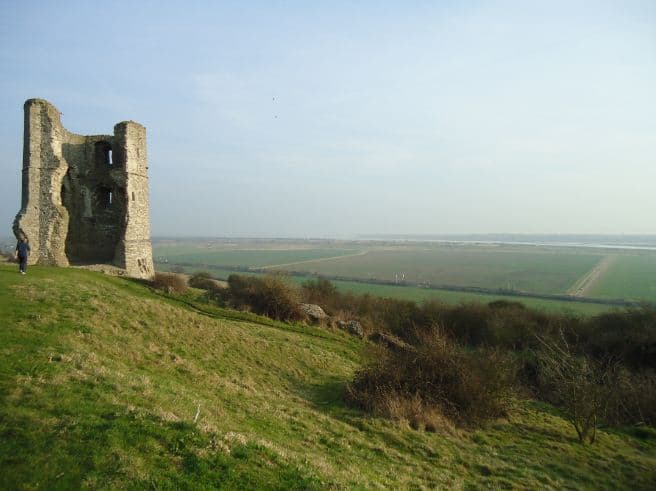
358 238 656 252
148 234 656 252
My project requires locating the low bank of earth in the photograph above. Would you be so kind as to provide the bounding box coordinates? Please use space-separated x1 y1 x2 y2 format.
0 263 655 488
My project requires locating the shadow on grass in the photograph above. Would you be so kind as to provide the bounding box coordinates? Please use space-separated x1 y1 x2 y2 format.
306 377 349 409
604 424 656 443
0 400 324 490
509 421 576 444
294 376 371 426
294 376 456 462
294 377 409 444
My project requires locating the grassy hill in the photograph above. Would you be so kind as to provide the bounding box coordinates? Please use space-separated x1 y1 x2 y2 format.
1 263 655 489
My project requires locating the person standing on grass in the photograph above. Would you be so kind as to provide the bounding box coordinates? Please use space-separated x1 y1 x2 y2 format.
15 236 30 275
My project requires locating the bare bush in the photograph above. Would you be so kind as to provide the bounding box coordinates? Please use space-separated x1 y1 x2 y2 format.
227 274 303 321
536 331 615 444
604 367 656 426
577 306 656 371
348 329 517 428
152 272 187 294
374 390 455 433
188 271 217 290
188 271 226 303
302 278 339 313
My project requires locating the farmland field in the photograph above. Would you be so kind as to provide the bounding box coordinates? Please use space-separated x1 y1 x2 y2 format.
155 241 603 295
588 253 656 302
268 246 603 295
156 261 613 315
153 239 644 315
154 243 360 269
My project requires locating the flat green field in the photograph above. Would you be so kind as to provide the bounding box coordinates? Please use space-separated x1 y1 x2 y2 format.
589 253 656 302
327 280 614 316
154 246 360 269
269 246 602 295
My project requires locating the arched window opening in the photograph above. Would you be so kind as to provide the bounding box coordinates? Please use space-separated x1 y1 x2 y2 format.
60 170 70 207
97 186 113 209
94 141 112 167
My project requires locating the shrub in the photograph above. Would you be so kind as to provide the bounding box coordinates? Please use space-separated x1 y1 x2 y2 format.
188 271 227 304
518 313 656 428
227 274 303 321
439 303 492 346
152 272 187 294
488 300 526 310
535 331 615 444
348 329 517 428
604 368 656 426
577 306 656 371
301 278 339 313
188 271 217 290
371 297 419 340
436 301 564 351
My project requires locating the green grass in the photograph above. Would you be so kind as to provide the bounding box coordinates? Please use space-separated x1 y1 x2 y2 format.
589 253 656 302
2 263 654 488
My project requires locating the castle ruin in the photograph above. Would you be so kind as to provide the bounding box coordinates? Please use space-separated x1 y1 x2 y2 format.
13 99 154 279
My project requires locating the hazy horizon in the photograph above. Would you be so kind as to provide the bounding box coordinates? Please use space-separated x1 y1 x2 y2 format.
1 1 655 237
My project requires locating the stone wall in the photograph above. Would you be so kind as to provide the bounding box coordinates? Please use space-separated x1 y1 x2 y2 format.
13 99 154 279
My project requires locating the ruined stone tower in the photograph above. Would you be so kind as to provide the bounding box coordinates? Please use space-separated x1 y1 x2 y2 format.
13 99 154 279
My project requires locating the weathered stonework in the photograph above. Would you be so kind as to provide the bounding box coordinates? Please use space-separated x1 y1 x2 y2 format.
13 99 154 279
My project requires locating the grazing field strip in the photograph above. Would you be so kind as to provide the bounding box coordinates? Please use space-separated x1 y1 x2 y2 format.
327 280 615 315
260 250 369 269
567 255 616 297
587 254 656 302
153 248 359 268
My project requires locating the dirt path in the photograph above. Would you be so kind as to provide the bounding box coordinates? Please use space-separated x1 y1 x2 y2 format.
568 255 616 297
258 250 369 270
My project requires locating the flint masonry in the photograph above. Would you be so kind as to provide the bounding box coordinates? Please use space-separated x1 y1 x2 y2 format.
13 99 154 279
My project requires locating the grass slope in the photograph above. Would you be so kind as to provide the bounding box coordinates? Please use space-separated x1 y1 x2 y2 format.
1 264 655 489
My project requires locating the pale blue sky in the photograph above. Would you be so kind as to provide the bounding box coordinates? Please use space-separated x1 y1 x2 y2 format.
1 1 654 237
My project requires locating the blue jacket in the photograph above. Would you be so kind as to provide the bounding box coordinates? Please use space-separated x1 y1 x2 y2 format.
16 241 30 258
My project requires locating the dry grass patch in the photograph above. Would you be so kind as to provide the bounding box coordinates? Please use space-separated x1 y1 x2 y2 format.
152 272 187 294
